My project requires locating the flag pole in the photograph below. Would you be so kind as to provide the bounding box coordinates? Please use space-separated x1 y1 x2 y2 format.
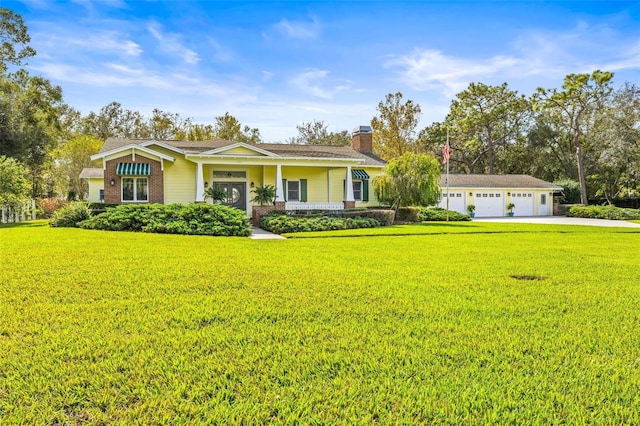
445 128 450 222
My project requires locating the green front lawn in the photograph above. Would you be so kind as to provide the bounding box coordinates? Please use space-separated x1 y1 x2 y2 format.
1 221 639 424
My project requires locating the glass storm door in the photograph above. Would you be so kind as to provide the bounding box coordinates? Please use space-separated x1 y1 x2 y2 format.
214 182 246 211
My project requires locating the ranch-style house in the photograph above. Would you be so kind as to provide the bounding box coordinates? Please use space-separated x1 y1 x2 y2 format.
80 126 386 217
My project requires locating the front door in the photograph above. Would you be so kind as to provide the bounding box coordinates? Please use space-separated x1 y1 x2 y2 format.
214 182 246 211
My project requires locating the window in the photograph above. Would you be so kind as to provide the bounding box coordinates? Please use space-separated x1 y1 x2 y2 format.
287 180 300 201
122 177 148 202
213 171 246 178
541 194 547 205
99 189 104 202
353 181 362 201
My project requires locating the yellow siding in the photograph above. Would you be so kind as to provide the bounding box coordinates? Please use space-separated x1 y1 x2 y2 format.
220 146 265 156
329 167 383 207
158 150 196 204
282 166 328 202
87 178 103 202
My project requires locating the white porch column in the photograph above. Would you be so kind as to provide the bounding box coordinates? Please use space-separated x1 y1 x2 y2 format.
345 166 354 201
195 162 205 202
275 164 285 202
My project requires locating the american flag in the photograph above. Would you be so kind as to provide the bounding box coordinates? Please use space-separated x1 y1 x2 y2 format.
443 142 450 164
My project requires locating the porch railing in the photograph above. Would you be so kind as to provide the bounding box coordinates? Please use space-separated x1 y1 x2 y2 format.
285 202 344 211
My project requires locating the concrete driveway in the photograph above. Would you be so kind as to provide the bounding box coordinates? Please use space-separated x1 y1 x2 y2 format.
472 216 640 228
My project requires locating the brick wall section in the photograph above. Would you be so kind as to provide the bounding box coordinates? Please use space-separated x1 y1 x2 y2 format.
343 201 356 209
252 205 276 226
352 131 373 154
104 154 164 204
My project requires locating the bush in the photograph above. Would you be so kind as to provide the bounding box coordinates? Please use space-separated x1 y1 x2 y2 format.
396 207 422 223
555 179 582 204
38 198 67 218
49 202 92 227
566 205 640 220
418 207 471 222
80 203 252 236
261 214 380 234
282 208 395 227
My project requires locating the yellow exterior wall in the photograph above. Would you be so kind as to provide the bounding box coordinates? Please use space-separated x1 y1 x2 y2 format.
220 146 265 156
87 178 103 202
152 147 197 204
281 166 327 202
329 167 383 207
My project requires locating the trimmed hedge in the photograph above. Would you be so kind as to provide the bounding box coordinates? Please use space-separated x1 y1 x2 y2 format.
566 205 640 220
80 203 252 236
396 207 421 223
261 215 380 234
418 207 471 222
274 209 395 227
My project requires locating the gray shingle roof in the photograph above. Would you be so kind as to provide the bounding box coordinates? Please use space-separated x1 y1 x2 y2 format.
440 174 562 189
79 168 104 179
100 138 386 166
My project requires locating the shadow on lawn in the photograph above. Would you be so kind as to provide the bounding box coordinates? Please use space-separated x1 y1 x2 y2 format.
0 220 48 229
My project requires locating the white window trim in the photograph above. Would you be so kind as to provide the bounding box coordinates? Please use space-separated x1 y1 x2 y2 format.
353 180 363 201
287 180 300 202
121 176 149 203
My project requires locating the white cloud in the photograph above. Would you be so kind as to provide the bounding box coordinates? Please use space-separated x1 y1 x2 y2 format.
148 22 200 65
206 37 234 62
275 17 320 40
291 69 350 99
387 22 640 95
33 30 142 57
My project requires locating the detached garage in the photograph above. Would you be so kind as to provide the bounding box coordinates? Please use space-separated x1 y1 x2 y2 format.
438 174 562 218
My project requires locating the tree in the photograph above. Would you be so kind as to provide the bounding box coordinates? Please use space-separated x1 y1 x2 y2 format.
289 120 351 146
212 112 262 144
0 8 36 72
589 82 640 202
534 70 614 204
52 135 103 200
0 155 30 207
186 123 216 141
446 82 530 174
0 70 65 197
371 92 422 159
372 151 440 212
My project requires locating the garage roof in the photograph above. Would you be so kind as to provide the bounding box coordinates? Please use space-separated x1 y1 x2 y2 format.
440 174 562 190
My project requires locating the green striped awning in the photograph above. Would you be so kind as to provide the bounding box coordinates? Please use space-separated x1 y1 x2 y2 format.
116 162 150 176
352 169 369 180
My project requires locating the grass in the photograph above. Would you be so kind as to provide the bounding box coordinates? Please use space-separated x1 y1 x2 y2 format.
1 220 640 424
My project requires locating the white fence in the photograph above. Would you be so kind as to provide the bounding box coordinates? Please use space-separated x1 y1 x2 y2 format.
1 200 37 224
285 202 344 211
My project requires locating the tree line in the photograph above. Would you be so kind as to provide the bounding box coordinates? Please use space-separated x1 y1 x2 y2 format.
1 8 639 207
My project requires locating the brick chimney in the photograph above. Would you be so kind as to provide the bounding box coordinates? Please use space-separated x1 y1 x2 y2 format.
352 125 373 154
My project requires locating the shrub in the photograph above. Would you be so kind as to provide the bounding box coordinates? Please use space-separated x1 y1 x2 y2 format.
566 205 640 220
396 207 422 223
418 207 471 222
555 179 582 204
261 214 380 234
38 198 67 218
280 209 395 227
49 202 92 227
80 203 252 236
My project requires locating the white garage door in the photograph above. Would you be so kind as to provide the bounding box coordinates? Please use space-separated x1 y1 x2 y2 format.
511 192 534 216
474 192 503 217
439 192 465 214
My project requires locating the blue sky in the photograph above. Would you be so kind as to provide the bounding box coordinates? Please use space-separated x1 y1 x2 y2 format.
6 0 640 142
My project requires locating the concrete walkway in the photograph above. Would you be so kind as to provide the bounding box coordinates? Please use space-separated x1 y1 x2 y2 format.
472 216 640 228
249 226 286 240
